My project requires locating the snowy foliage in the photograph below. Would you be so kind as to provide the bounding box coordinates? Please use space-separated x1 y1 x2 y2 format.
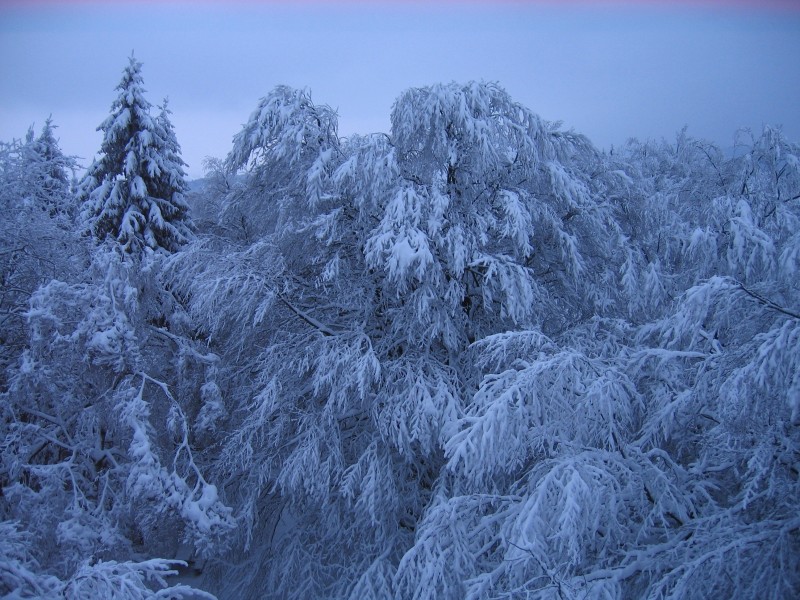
3 79 799 599
0 521 211 600
2 242 229 596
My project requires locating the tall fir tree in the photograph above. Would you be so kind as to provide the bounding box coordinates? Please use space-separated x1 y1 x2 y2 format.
79 55 192 253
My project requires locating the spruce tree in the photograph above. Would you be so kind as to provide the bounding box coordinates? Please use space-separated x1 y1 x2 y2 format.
154 98 190 206
29 117 74 216
79 55 192 253
32 117 70 191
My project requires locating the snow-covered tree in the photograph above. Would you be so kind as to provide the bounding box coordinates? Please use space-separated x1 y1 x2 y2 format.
0 124 81 389
154 98 190 208
165 81 638 599
2 108 223 593
24 117 75 216
430 126 800 599
1 243 234 594
79 56 192 253
0 118 75 217
184 157 236 238
218 85 340 243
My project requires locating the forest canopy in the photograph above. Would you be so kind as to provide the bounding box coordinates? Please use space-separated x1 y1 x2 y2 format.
1 60 798 600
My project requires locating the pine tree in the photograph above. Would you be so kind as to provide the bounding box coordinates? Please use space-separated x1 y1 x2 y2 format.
79 55 192 253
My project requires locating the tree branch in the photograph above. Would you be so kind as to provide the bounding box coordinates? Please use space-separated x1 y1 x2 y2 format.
277 292 341 336
736 283 800 320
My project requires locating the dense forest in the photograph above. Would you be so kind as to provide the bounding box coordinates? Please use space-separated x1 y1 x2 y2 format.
1 57 798 599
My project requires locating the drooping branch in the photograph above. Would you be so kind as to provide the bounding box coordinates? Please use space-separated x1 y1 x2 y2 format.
736 282 800 320
277 292 342 337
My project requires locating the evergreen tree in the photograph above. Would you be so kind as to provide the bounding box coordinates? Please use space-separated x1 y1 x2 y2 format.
24 117 75 216
31 117 71 196
1 118 75 216
154 98 190 210
79 56 192 253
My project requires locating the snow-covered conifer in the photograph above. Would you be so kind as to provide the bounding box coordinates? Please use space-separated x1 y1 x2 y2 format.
79 56 192 253
28 117 74 215
154 98 190 205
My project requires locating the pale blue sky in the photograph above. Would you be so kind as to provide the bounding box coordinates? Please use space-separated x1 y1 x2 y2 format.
1 1 799 177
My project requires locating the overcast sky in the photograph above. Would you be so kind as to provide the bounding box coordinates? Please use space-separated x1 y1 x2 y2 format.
1 0 799 178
